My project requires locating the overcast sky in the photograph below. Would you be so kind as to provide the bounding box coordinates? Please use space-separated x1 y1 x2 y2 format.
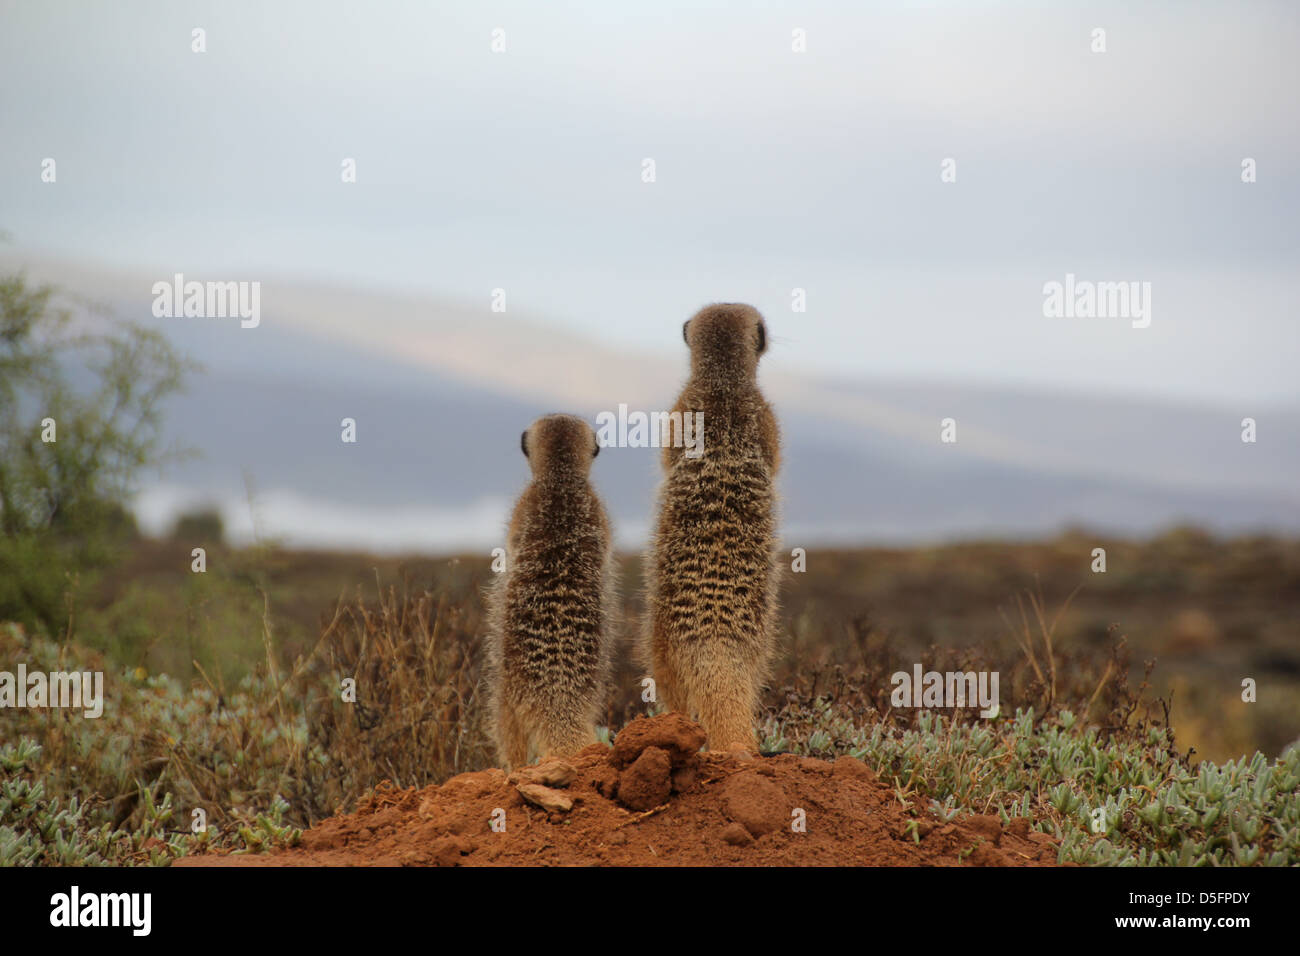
2 0 1297 405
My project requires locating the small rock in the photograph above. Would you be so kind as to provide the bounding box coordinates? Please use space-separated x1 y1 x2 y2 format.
441 768 506 800
591 765 621 799
431 835 475 867
968 842 1011 867
670 761 698 794
509 758 577 788
370 808 400 830
831 756 875 782
723 771 787 837
300 825 343 852
1005 817 1031 840
964 814 1003 846
610 713 706 769
721 821 755 846
617 746 673 811
516 783 574 813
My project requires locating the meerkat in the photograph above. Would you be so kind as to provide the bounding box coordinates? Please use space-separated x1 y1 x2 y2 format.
642 304 781 753
484 413 617 770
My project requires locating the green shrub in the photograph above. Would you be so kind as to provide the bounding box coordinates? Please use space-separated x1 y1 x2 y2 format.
760 702 1300 866
0 577 489 865
0 272 192 636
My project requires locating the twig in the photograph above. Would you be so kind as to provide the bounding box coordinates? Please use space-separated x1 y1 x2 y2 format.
612 803 671 829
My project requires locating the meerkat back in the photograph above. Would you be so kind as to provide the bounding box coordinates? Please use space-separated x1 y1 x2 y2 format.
643 304 781 753
485 414 616 770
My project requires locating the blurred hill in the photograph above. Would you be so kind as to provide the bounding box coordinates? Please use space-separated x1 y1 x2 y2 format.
4 251 1298 552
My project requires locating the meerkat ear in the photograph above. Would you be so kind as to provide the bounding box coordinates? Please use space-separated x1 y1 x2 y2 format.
592 435 600 459
756 321 767 355
682 319 691 345
520 429 529 458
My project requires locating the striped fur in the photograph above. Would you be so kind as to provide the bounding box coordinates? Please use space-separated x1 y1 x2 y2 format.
485 414 617 769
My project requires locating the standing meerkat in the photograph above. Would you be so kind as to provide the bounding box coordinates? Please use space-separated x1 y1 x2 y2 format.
643 304 781 753
484 414 617 770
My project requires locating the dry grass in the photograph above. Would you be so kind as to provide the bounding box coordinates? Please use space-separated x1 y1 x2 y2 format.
307 578 493 810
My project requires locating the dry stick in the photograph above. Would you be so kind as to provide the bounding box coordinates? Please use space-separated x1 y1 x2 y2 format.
1005 597 1045 689
1085 658 1116 719
256 585 308 794
270 592 348 706
1027 589 1054 709
1038 583 1081 711
191 658 220 700
612 802 672 829
62 596 74 647
256 587 284 725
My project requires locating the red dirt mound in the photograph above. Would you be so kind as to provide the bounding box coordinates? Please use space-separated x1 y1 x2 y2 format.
177 714 1059 867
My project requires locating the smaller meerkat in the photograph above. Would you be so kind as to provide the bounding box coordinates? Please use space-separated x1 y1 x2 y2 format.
643 304 781 753
484 414 617 770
